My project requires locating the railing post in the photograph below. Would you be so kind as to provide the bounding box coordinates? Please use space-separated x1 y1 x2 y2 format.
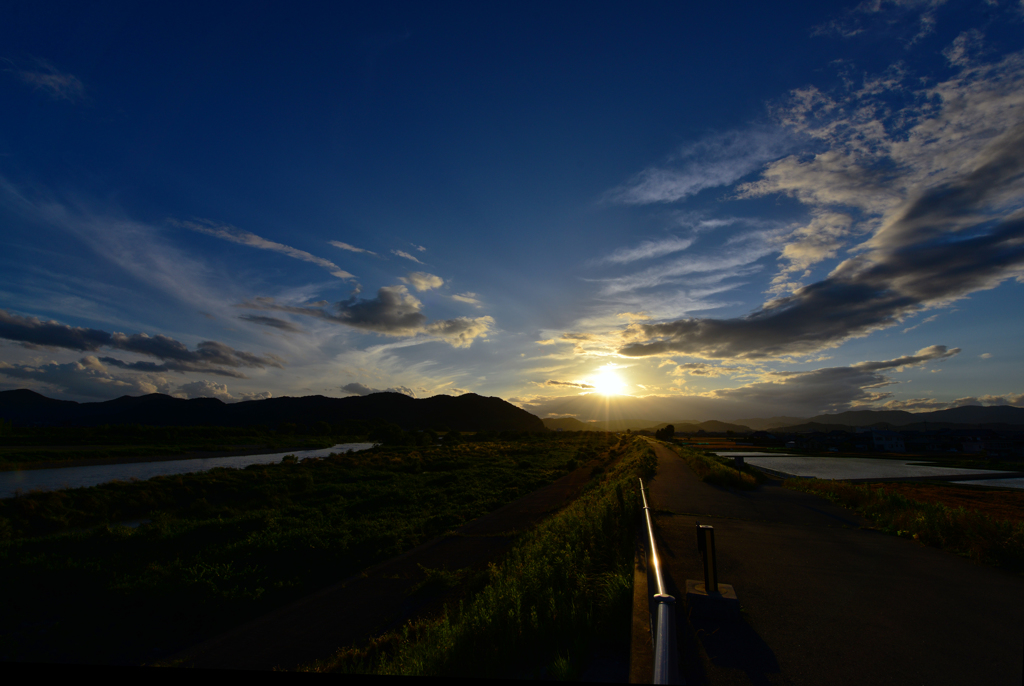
639 478 679 684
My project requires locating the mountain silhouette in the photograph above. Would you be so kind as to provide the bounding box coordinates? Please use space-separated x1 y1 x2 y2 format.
0 389 546 433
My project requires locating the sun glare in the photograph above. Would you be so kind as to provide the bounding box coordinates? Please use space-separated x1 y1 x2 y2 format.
591 368 627 396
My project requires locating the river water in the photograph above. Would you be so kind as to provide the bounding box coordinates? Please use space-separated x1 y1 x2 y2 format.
0 443 375 500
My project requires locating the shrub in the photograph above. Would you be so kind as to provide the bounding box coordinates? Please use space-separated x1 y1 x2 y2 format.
786 479 1024 573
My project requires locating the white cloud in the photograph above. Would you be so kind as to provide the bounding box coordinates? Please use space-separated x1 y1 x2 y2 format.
399 272 444 292
0 356 175 399
177 379 234 401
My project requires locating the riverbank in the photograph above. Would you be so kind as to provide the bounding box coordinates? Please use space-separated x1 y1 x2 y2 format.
0 444 337 472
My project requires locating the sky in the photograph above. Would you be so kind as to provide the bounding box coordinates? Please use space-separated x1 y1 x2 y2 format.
1 1 1023 422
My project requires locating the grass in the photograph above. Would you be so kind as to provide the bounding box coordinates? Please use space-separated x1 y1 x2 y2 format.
664 442 761 490
0 433 614 665
785 478 1024 574
299 435 658 678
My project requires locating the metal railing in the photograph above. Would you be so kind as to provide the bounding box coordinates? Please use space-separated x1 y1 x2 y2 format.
639 477 678 684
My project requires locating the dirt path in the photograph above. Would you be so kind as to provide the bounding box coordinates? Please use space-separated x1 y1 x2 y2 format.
646 441 1024 686
164 453 613 671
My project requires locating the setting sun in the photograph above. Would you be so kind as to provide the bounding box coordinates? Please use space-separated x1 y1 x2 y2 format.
590 367 627 396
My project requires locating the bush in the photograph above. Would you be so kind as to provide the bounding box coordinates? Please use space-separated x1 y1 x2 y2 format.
667 445 757 489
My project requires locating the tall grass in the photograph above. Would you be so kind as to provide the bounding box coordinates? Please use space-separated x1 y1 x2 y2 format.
665 443 759 490
303 436 658 678
786 479 1024 573
0 434 613 665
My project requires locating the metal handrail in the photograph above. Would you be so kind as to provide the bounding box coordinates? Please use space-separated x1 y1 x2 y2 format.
639 477 678 684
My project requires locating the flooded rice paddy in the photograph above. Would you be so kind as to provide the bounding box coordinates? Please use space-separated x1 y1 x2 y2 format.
714 452 1022 489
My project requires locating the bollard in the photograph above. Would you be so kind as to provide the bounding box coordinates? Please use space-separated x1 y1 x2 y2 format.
696 524 718 594
686 522 738 618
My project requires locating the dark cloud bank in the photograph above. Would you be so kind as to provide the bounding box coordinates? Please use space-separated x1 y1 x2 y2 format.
238 286 493 348
619 123 1024 360
0 309 282 378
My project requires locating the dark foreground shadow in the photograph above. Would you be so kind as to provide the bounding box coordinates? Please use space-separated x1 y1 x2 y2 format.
659 545 781 686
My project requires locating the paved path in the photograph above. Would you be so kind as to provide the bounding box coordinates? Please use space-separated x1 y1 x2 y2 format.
164 455 610 671
645 441 1024 686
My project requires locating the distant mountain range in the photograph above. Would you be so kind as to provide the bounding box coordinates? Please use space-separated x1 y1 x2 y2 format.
540 417 667 432
0 389 546 433
5 388 1020 434
542 404 1024 433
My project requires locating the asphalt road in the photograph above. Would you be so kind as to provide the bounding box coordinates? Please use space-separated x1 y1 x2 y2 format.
645 441 1024 686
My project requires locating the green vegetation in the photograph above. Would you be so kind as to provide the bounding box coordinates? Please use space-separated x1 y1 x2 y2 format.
0 432 612 665
301 435 658 678
785 478 1024 574
664 443 761 489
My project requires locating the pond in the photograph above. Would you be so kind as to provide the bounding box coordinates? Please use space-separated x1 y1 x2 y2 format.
0 443 375 500
714 453 1021 489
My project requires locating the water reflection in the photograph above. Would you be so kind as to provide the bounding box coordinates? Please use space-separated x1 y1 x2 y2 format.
720 454 1019 488
0 444 374 500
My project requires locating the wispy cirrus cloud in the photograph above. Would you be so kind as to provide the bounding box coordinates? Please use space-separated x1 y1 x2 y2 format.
606 127 797 205
176 219 356 280
329 240 378 256
392 249 424 264
594 236 695 265
544 379 595 389
593 238 776 296
238 314 306 333
452 292 482 306
6 58 85 101
811 0 947 43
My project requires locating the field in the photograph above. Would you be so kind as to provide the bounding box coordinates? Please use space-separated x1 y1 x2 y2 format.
300 434 657 678
785 478 1024 574
0 431 614 666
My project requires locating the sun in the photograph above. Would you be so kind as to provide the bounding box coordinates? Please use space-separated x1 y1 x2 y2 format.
590 367 627 396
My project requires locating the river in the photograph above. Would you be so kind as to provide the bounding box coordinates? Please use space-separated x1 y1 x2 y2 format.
0 443 375 500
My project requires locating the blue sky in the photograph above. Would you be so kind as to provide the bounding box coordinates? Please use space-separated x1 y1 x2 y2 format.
2 1 1023 421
